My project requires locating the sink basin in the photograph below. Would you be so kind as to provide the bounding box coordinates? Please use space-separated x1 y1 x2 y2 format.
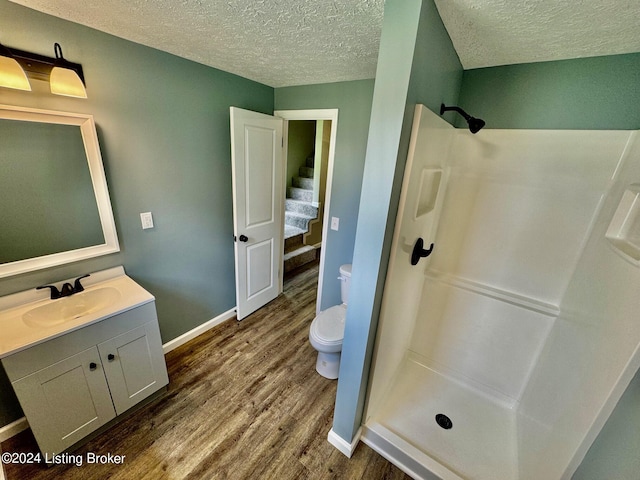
22 287 122 328
0 266 156 358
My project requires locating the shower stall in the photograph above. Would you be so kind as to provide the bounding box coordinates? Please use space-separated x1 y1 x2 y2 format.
360 105 640 479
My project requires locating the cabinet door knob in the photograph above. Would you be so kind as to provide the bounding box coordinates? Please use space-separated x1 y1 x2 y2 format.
107 354 115 361
89 362 97 371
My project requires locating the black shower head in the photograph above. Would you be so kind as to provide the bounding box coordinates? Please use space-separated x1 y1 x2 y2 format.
440 104 485 134
467 116 486 134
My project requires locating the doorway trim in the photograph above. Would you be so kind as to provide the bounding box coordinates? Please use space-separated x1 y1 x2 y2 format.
275 109 338 314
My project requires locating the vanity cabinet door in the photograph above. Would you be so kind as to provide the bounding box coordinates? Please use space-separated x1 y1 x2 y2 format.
98 322 169 414
11 347 116 456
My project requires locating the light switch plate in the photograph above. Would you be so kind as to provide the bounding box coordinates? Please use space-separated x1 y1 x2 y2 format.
140 212 154 229
331 217 339 231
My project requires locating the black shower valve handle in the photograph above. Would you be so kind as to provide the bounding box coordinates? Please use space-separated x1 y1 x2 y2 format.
411 237 434 266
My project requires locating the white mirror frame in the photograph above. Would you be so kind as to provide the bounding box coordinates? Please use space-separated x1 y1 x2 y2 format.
0 104 119 279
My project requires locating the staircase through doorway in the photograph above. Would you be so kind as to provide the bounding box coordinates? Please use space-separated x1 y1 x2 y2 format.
284 154 320 273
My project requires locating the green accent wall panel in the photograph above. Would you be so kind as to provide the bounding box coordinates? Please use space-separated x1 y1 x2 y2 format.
275 79 375 311
459 53 640 130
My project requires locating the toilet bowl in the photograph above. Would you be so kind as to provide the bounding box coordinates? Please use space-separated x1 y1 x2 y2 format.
309 264 351 379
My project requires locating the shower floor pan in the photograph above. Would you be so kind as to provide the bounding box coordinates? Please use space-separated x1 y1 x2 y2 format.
362 356 518 480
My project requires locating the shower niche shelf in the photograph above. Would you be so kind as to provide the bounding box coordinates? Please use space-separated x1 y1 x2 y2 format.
414 168 443 219
606 184 640 265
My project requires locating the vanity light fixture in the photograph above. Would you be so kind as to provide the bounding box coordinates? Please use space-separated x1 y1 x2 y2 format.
49 43 87 98
0 42 86 98
0 42 31 91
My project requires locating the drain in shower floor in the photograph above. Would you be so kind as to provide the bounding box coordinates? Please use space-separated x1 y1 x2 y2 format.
435 413 453 429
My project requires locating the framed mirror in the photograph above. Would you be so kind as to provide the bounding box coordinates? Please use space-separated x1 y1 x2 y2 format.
0 104 119 278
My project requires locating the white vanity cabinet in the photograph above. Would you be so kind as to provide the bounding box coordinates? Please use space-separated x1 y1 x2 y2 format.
1 302 168 457
10 346 117 455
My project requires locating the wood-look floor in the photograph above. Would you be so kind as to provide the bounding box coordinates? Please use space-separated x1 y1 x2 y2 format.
2 261 410 480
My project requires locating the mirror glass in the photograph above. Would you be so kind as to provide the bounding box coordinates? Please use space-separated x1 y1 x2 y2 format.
0 105 119 278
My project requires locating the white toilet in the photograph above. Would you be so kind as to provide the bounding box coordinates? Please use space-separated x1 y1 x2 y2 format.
309 264 351 379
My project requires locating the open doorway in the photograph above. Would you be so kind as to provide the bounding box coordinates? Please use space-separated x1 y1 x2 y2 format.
275 109 338 313
282 119 330 272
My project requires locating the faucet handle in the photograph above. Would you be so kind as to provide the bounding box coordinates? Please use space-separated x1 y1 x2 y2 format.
60 283 75 297
37 284 61 300
73 274 90 293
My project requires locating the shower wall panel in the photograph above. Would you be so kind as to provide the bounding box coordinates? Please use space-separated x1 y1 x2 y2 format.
429 130 626 307
364 104 638 479
518 132 639 480
366 105 455 419
410 278 555 404
407 130 627 405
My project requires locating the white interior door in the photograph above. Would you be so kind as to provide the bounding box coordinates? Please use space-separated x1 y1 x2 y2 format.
230 107 284 320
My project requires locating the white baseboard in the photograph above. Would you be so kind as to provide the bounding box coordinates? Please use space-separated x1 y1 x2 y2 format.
162 307 236 354
0 417 28 443
327 427 362 458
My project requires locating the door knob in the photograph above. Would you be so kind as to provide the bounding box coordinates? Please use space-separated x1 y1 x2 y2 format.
238 234 248 242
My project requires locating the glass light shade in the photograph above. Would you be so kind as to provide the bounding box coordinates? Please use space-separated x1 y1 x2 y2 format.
50 66 87 98
0 55 31 91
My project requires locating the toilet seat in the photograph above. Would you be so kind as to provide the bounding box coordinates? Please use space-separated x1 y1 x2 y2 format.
309 304 346 352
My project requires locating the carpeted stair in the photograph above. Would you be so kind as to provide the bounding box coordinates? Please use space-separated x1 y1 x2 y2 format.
284 155 319 272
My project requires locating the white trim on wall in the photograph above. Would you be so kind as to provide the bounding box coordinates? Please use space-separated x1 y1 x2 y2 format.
162 307 237 354
274 109 339 314
328 426 362 458
0 417 28 443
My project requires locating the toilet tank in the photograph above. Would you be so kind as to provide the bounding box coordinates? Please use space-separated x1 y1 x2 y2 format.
339 264 352 304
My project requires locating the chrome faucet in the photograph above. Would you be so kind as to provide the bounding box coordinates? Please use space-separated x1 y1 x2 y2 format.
37 274 90 299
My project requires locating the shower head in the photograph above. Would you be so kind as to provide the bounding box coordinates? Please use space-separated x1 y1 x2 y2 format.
467 116 486 134
440 104 485 134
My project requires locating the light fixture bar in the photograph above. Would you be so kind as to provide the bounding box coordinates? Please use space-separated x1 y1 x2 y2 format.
6 46 85 85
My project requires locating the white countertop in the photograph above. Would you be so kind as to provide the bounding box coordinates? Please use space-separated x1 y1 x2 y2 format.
0 267 154 358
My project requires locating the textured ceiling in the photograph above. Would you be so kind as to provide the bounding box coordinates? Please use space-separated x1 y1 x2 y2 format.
7 0 640 87
433 0 640 69
8 0 385 88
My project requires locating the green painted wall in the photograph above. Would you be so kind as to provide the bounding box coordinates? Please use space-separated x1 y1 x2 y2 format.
275 79 375 310
574 368 640 479
285 120 315 190
459 53 640 130
0 0 273 427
